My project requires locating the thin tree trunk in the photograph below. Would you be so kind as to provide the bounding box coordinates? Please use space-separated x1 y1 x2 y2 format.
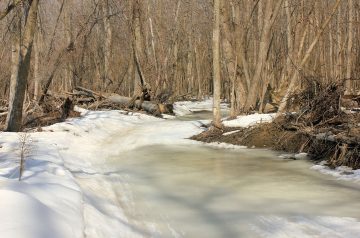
281 0 293 84
195 43 203 99
64 4 74 91
132 0 146 97
346 0 353 92
230 56 237 117
102 0 112 89
212 0 222 128
33 29 40 100
336 4 344 79
186 37 193 94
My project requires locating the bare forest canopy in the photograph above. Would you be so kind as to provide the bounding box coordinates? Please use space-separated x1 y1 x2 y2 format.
0 0 360 131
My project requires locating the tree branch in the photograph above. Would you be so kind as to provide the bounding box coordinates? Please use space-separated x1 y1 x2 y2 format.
0 0 25 20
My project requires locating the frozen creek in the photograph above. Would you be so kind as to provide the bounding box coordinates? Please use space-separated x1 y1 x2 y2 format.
80 111 360 238
2 105 359 238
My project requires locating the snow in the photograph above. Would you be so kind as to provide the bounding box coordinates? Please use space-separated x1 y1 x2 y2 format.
312 162 360 183
223 113 275 128
295 152 309 160
173 98 275 129
279 153 309 160
0 135 84 238
203 141 247 150
251 215 360 238
0 108 203 238
0 102 359 237
222 130 240 136
173 98 228 116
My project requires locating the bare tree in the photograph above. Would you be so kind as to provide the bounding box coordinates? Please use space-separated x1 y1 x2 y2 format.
5 0 40 132
345 0 354 93
212 0 222 128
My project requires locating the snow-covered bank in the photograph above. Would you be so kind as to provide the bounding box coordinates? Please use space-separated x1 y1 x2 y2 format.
0 133 84 238
223 113 275 128
0 108 204 238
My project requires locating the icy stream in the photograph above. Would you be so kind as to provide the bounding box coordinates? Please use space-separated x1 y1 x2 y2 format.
101 113 360 238
2 103 359 238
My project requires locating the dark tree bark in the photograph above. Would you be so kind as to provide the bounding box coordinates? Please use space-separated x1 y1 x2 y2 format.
5 0 39 132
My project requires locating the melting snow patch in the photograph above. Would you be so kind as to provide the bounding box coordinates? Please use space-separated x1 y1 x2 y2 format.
222 130 241 136
204 142 247 150
162 114 176 119
295 153 309 160
223 113 275 128
312 162 360 183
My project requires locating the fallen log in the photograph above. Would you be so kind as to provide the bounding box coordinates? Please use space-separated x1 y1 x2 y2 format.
76 98 95 104
107 94 162 116
75 86 105 99
50 85 174 116
67 90 95 98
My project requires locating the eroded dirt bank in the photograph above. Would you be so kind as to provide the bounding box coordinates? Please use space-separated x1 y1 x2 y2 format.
192 115 360 169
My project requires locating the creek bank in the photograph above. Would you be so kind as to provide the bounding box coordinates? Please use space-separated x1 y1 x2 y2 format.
192 113 360 170
191 119 307 156
194 80 360 170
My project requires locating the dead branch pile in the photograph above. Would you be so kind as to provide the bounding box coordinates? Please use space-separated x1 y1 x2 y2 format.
0 86 175 131
22 95 79 129
279 78 360 169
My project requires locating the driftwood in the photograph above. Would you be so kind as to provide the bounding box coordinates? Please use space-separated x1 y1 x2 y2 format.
107 94 162 116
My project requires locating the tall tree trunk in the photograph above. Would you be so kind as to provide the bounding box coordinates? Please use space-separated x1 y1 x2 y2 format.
132 0 146 97
195 43 203 99
33 28 40 100
336 3 344 79
186 38 193 94
102 0 112 90
6 0 39 132
64 1 74 91
281 0 293 85
212 0 222 128
346 0 353 93
220 0 243 117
